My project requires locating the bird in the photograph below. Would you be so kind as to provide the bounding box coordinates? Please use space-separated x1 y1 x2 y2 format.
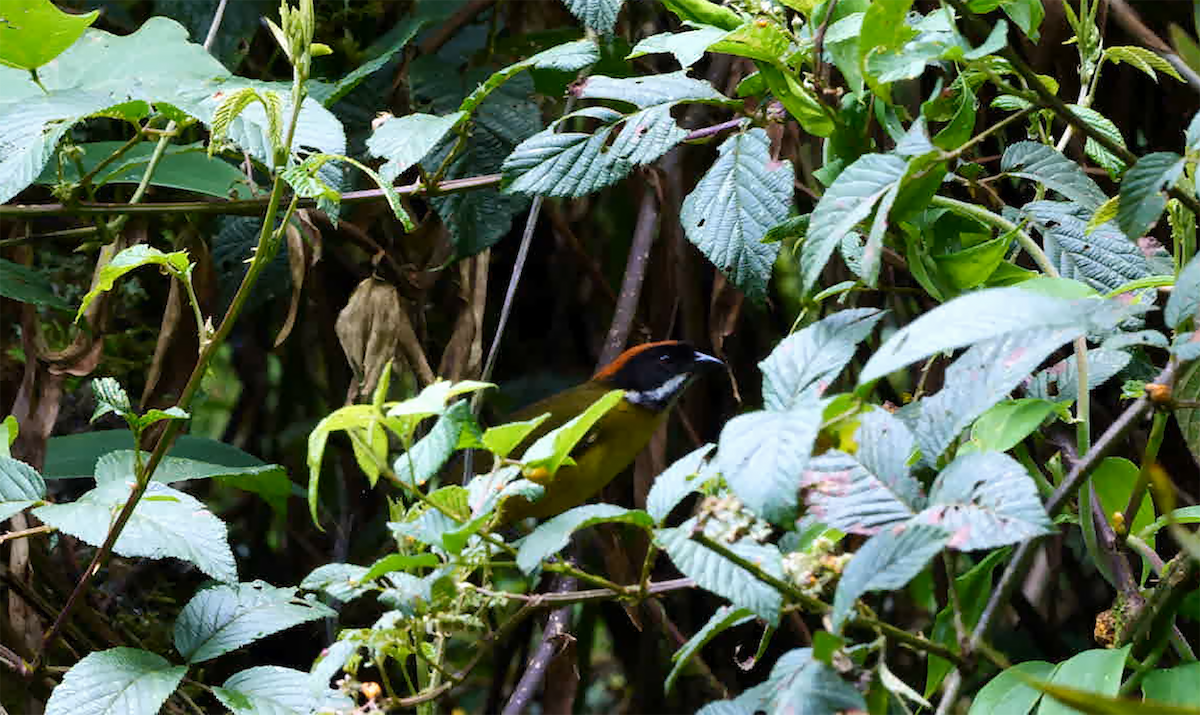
495 341 723 525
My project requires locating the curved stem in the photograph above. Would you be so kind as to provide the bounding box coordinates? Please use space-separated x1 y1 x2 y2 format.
928 195 1058 277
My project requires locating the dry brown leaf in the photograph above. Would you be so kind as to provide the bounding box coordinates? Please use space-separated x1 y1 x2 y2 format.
336 277 402 399
438 252 487 381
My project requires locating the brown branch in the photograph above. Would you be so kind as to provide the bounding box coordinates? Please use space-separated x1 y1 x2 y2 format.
0 173 503 218
418 0 496 56
501 573 577 715
599 181 660 364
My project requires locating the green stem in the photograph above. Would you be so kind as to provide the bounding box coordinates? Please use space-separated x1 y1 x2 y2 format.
1118 411 1168 537
928 195 1058 277
36 41 307 668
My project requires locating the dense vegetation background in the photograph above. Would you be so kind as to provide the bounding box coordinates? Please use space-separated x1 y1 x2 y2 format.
1 0 1199 713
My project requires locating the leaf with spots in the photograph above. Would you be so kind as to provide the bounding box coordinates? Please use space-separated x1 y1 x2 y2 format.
760 308 884 410
802 409 925 534
898 325 1088 462
681 128 794 301
916 451 1053 551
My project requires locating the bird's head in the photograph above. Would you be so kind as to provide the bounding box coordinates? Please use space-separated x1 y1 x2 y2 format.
592 341 723 412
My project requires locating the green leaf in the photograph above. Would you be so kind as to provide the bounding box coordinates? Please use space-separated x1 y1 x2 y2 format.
1104 46 1184 82
859 0 916 91
77 245 192 322
1002 0 1044 39
43 647 185 715
646 443 715 524
0 455 46 522
1037 647 1129 715
516 504 654 573
708 20 790 63
901 325 1091 461
1139 505 1200 542
1022 201 1152 294
90 377 133 424
411 58 538 255
34 480 238 583
37 141 248 199
0 259 72 310
831 522 950 631
1026 347 1131 404
931 231 1010 291
801 153 907 295
628 26 729 68
561 0 626 35
1063 105 1127 178
1167 253 1200 331
359 552 440 584
666 606 754 694
173 581 335 664
970 398 1060 452
1143 663 1200 706
1118 152 1185 239
367 112 465 184
307 405 387 527
967 661 1055 715
656 517 785 623
717 402 822 524
1177 361 1200 466
932 79 977 150
93 450 289 516
1094 458 1156 568
858 288 1134 384
213 666 334 715
659 0 743 31
0 90 130 205
0 0 98 70
757 63 835 137
763 648 867 714
1001 141 1107 210
481 414 550 460
761 308 884 410
919 451 1053 550
802 409 924 534
503 72 729 198
1 416 16 456
521 389 623 477
394 401 476 487
681 128 794 301
299 563 373 602
320 18 422 107
44 430 269 479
